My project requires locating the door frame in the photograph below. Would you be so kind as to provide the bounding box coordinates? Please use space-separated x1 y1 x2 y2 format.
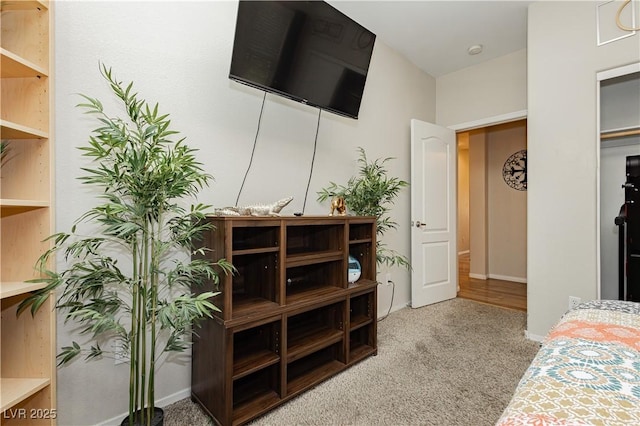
449 110 528 132
449 109 528 298
596 62 640 301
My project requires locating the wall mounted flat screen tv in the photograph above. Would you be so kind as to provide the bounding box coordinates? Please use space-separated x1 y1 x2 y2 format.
229 1 376 119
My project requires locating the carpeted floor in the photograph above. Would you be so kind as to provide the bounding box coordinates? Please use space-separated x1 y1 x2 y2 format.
163 298 540 426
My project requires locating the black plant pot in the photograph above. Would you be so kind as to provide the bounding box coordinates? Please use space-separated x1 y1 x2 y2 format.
120 408 164 426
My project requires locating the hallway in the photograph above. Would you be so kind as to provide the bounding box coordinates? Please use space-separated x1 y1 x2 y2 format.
456 253 527 311
456 121 527 312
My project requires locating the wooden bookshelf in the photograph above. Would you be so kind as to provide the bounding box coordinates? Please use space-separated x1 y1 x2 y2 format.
1 0 56 424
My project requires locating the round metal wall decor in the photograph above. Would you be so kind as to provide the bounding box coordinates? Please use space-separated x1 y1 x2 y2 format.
502 149 527 191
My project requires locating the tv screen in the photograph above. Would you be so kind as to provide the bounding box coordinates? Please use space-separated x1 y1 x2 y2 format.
229 1 376 119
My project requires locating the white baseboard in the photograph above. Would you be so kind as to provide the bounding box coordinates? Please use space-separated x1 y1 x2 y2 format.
467 273 527 283
99 388 191 426
525 330 545 343
487 274 527 284
468 273 487 280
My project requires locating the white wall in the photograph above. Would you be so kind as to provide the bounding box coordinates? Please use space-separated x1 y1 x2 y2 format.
601 72 640 133
469 130 488 278
436 49 527 128
457 135 470 254
487 121 527 282
436 46 527 282
527 1 640 338
54 1 435 424
437 48 528 280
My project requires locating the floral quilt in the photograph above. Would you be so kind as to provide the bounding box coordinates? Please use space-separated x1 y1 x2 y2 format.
496 300 640 426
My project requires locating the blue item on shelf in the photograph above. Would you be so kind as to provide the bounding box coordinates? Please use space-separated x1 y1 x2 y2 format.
348 255 362 283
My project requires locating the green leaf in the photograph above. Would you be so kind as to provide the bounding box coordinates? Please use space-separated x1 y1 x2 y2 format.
57 342 82 366
86 344 103 360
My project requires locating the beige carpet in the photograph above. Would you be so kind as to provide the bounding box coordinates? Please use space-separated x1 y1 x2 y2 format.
163 298 540 426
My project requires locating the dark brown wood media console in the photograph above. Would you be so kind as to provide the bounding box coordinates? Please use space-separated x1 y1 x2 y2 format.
191 216 378 425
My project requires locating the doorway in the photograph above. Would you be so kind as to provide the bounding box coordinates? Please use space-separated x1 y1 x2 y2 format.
456 120 528 311
598 64 640 301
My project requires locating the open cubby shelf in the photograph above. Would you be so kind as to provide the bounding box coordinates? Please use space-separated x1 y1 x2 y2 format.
192 216 377 425
232 390 280 425
232 320 281 380
285 285 344 307
350 315 373 331
232 349 280 380
232 225 279 252
286 344 345 396
349 341 376 364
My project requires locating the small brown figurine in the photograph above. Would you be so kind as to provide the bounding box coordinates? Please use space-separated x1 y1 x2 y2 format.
329 196 346 216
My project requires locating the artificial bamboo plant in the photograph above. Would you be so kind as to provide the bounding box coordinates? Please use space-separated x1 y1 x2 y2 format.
318 147 410 270
20 64 233 426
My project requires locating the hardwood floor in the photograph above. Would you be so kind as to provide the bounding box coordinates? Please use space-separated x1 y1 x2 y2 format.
456 253 527 311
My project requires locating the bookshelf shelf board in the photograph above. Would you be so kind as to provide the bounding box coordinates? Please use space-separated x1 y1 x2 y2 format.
0 281 47 299
286 359 344 396
232 390 280 426
349 344 376 363
350 315 372 331
286 250 344 268
0 378 50 412
0 120 48 139
1 48 48 78
287 328 343 363
0 1 48 12
232 350 280 381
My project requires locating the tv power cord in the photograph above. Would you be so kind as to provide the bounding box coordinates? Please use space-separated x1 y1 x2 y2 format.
377 279 395 322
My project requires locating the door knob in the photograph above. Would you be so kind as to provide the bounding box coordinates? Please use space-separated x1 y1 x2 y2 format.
414 220 426 228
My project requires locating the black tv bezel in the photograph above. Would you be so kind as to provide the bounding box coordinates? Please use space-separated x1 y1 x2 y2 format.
228 1 376 120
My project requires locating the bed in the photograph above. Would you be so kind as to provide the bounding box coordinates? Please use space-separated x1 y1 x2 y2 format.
496 300 640 426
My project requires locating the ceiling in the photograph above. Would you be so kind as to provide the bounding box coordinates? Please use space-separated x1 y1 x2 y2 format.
327 1 533 78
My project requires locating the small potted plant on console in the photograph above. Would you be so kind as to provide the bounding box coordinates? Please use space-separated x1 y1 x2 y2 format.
318 147 410 270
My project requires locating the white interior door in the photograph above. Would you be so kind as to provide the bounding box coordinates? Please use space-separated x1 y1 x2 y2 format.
410 119 457 308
